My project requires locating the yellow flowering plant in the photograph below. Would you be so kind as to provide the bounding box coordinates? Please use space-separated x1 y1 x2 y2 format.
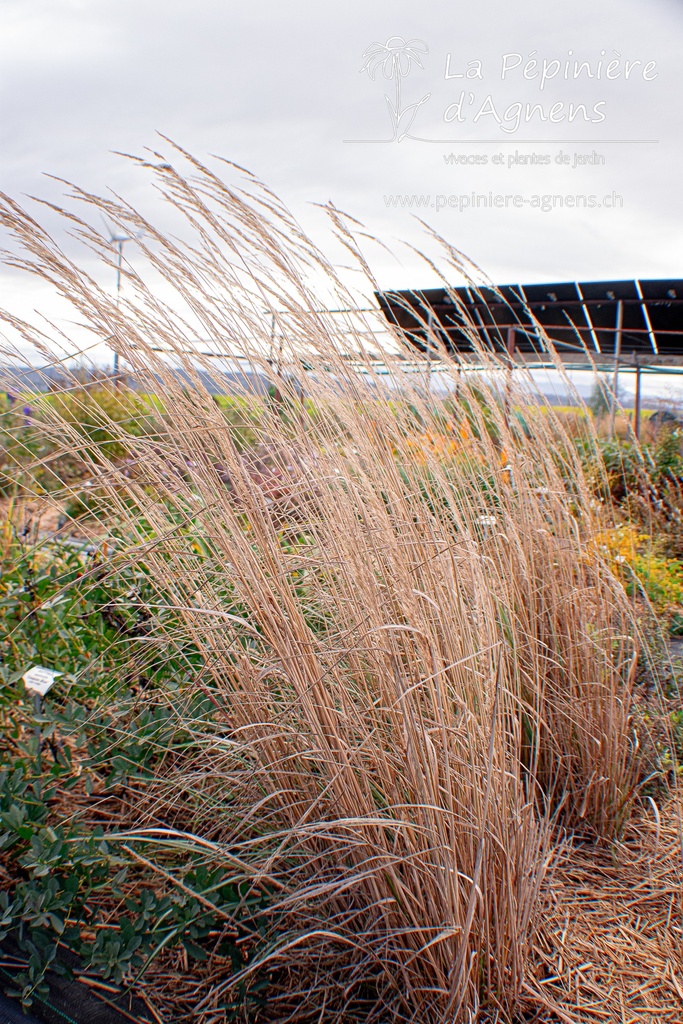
591 524 683 612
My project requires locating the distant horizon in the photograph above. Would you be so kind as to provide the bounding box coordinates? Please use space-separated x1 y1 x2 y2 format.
4 358 683 410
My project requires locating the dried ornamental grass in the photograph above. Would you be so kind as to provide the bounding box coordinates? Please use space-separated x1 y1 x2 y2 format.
0 144 668 1022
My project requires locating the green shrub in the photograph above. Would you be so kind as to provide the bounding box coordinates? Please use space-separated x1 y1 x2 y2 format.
43 386 157 462
0 530 271 1010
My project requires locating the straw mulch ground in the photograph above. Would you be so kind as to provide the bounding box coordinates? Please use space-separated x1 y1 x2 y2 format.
121 794 683 1024
526 792 683 1024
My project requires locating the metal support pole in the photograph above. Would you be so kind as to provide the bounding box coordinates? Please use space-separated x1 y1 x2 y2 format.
112 239 124 380
269 312 276 362
608 300 623 439
634 353 642 441
504 326 516 423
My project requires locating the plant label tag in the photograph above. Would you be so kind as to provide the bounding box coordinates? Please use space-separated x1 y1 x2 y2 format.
23 666 61 697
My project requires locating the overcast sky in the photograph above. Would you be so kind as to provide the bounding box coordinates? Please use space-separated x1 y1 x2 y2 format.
1 0 682 375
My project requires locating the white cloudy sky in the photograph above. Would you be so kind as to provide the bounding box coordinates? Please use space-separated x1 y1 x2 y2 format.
0 0 682 381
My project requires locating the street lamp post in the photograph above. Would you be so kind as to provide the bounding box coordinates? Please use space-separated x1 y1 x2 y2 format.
106 227 142 378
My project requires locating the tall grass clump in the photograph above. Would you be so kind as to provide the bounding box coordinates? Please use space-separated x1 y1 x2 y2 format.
0 146 655 1022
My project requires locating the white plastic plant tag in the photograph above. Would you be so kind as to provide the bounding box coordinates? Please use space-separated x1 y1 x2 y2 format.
23 666 61 697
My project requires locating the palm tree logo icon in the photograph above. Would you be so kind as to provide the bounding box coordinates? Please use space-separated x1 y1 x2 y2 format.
360 37 431 142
